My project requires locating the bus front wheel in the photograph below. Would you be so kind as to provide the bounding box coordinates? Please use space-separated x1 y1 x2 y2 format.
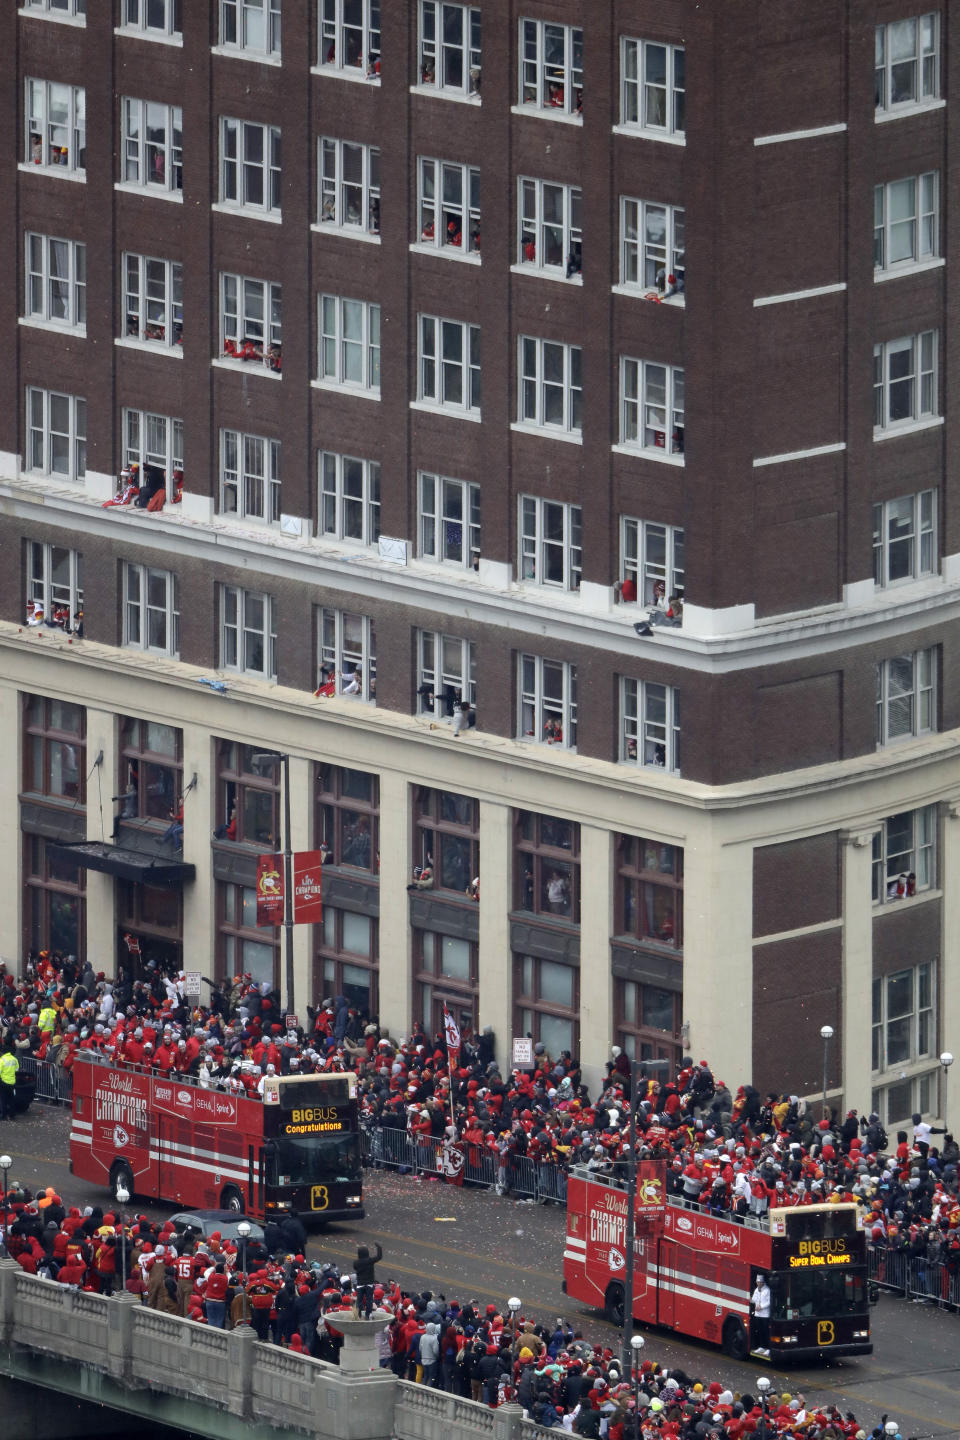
110 1161 135 1205
604 1282 625 1327
220 1185 244 1213
722 1317 749 1361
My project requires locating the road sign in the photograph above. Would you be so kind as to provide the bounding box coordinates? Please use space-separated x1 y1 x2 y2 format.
285 1014 299 1031
512 1036 534 1068
183 971 202 998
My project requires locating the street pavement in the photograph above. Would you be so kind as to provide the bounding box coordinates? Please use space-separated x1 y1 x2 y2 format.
3 1103 960 1438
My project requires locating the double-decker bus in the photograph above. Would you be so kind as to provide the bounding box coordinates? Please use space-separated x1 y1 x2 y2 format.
70 1053 363 1223
563 1165 871 1362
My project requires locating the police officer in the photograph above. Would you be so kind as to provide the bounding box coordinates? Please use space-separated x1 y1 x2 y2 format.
0 1047 19 1120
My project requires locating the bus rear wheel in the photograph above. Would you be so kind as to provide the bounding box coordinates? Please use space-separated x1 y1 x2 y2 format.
722 1317 749 1361
604 1282 625 1327
220 1185 244 1213
110 1161 135 1205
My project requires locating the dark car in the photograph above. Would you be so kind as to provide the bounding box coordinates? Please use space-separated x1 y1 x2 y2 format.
167 1209 265 1244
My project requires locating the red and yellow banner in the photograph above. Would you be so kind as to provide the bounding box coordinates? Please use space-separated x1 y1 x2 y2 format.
256 854 284 926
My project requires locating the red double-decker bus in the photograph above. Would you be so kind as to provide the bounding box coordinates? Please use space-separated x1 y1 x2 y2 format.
563 1165 872 1362
69 1053 363 1223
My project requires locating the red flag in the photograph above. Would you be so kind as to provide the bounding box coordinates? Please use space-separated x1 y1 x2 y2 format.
291 850 323 925
255 854 284 926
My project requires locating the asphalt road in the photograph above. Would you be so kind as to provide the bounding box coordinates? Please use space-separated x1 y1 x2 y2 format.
4 1104 960 1439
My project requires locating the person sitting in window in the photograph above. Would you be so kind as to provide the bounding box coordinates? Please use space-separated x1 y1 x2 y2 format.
365 54 381 78
421 61 436 84
546 870 569 914
548 83 565 108
543 717 563 744
369 197 380 234
134 463 166 509
469 67 481 96
341 669 361 696
614 574 637 604
421 219 435 242
445 219 462 247
452 697 474 736
30 134 42 164
406 857 434 892
102 468 139 509
635 592 683 635
266 344 282 372
566 242 582 279
320 195 336 223
522 236 536 263
315 666 337 698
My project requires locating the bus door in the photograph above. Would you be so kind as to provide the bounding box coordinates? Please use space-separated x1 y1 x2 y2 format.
156 1113 181 1204
656 1237 677 1328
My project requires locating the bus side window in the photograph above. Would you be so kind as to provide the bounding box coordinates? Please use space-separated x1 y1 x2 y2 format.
264 1141 279 1185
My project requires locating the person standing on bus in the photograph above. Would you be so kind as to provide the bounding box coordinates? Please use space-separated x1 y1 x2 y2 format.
750 1272 771 1357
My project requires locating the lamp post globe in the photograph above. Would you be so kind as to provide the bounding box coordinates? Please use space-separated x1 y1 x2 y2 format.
115 1183 129 1292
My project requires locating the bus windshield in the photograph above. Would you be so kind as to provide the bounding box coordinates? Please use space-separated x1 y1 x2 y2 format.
269 1133 362 1188
771 1267 866 1319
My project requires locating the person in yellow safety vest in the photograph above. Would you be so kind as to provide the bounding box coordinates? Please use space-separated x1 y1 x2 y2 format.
0 1048 19 1121
38 1004 58 1035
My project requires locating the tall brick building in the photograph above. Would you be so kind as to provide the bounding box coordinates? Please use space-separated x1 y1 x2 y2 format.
0 0 956 1121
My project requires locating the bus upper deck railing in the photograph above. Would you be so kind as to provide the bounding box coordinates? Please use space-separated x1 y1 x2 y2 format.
567 1163 772 1233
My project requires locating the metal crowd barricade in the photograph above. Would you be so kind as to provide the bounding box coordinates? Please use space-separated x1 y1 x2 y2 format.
868 1245 908 1293
18 1055 73 1107
361 1123 570 1202
462 1149 497 1188
511 1154 538 1199
867 1246 960 1312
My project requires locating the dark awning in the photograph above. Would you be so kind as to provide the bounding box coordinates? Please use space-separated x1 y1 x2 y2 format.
47 841 195 888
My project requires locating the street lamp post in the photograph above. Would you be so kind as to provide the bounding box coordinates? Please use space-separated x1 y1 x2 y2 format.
115 1182 129 1293
756 1376 771 1439
940 1051 954 1132
0 1155 10 1257
629 1334 644 1417
820 1026 834 1120
884 1424 900 1439
507 1295 521 1350
237 1221 251 1325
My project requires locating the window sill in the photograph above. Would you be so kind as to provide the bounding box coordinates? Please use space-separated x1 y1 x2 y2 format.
215 512 282 535
409 242 481 266
19 316 86 339
612 123 685 147
510 263 583 287
874 257 945 284
114 180 183 204
873 416 943 443
612 283 684 307
410 83 480 106
619 759 681 777
410 400 482 424
114 25 183 46
219 671 278 686
872 886 941 913
310 63 380 86
510 421 582 446
310 223 381 244
18 161 85 183
211 44 282 66
875 97 946 124
311 378 380 400
19 7 86 26
612 442 685 466
25 468 83 486
211 202 282 225
516 736 578 753
213 356 281 379
510 103 582 127
116 336 183 357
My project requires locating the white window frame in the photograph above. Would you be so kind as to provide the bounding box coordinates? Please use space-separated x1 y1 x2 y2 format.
620 678 680 772
518 19 582 117
123 564 180 657
518 177 582 279
417 632 476 717
518 336 583 436
27 542 83 618
621 39 685 138
25 233 86 330
621 518 685 606
220 0 281 57
418 2 481 96
871 805 937 904
518 654 577 750
875 14 939 114
221 273 283 371
123 408 184 500
418 473 480 568
519 496 582 591
418 316 481 414
318 295 381 392
873 332 938 433
872 1070 938 1130
621 358 685 457
123 253 183 348
320 0 380 78
621 198 685 293
220 118 282 216
417 158 480 255
319 451 381 546
874 173 938 273
121 0 181 35
872 490 936 587
121 98 182 192
22 0 86 18
318 609 376 701
25 387 86 482
872 963 935 1073
25 79 86 174
220 430 281 525
220 586 277 680
319 138 380 235
876 650 936 747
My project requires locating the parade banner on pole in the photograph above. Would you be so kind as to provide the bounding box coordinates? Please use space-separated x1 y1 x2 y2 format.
292 850 323 924
256 854 284 926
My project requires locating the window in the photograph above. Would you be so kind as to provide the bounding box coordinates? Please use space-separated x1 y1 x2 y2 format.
122 0 182 35
873 332 938 432
416 935 477 1040
25 80 85 173
316 764 379 871
419 2 480 95
418 473 480 567
418 316 481 413
415 787 479 894
220 587 277 679
123 409 184 498
27 543 83 626
616 834 683 949
24 835 86 967
515 954 579 1057
221 274 282 371
621 518 685 606
123 254 183 347
621 679 680 771
518 178 582 278
621 39 685 138
123 565 180 656
121 99 182 192
117 718 182 824
319 138 380 234
519 19 582 116
220 430 281 524
875 15 938 112
26 387 86 482
519 497 581 590
318 295 380 391
220 118 281 216
872 1071 937 1130
316 911 378 1017
25 233 86 329
616 978 680 1066
23 694 85 803
518 337 582 435
872 963 934 1071
417 632 476 717
220 0 281 56
519 654 577 749
873 490 936 586
23 1 86 19
871 805 937 903
876 650 936 746
621 358 685 456
874 174 938 272
219 882 278 987
317 609 376 701
216 744 281 846
515 810 580 922
320 0 380 76
417 158 480 254
621 198 685 292
319 452 380 545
